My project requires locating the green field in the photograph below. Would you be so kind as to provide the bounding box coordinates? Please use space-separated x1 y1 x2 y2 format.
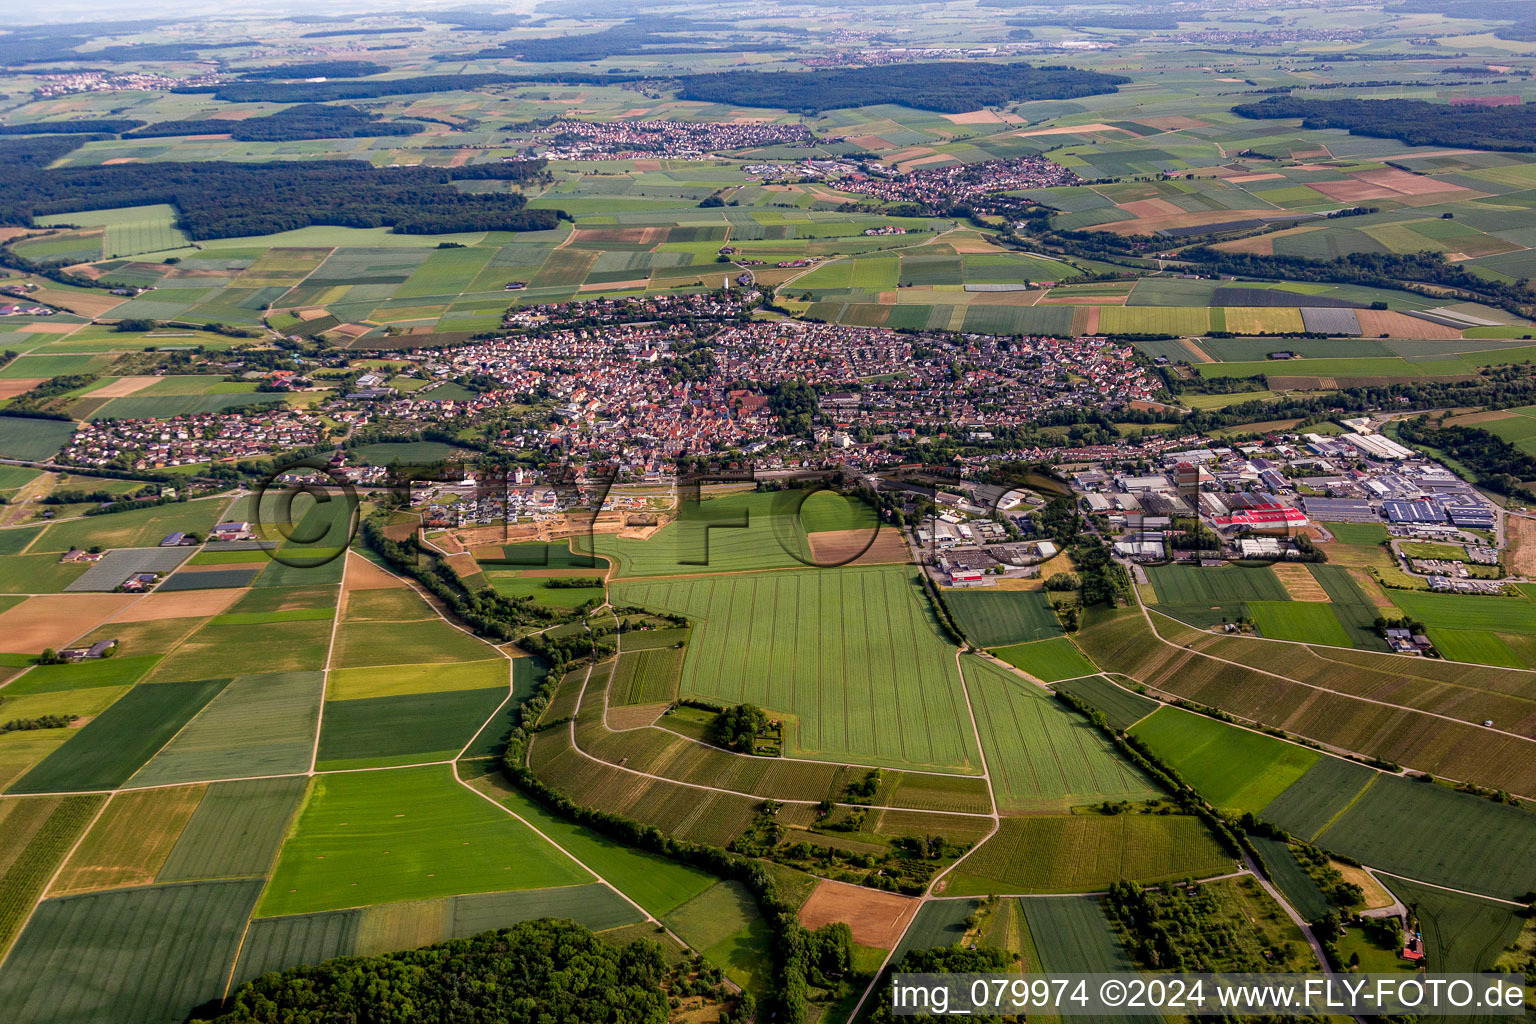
1314 775 1536 901
0 418 76 462
796 489 880 534
1128 707 1320 814
2 655 161 695
479 542 604 570
0 879 264 1024
1052 675 1160 731
1022 896 1138 972
333 616 496 668
1385 876 1525 972
609 646 685 706
485 573 606 608
232 883 640 987
1248 601 1354 648
327 658 508 701
662 880 774 995
33 500 225 553
943 589 1063 648
0 795 104 958
146 620 332 682
1258 756 1378 840
1146 565 1290 629
966 657 1157 812
10 679 231 794
586 491 812 576
948 813 1233 895
157 776 306 882
613 564 979 772
989 637 1097 682
1392 590 1536 635
125 671 323 787
469 774 714 917
1250 836 1332 924
315 688 507 770
258 766 593 917
1429 628 1527 669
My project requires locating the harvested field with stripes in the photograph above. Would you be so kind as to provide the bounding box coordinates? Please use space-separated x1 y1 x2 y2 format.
964 657 1156 812
1074 607 1536 796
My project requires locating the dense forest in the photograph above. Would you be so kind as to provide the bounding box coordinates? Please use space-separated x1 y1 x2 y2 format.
0 141 556 239
232 60 389 79
131 104 422 142
0 120 143 135
678 61 1128 114
1232 96 1536 152
177 73 524 103
199 920 673 1024
473 17 779 61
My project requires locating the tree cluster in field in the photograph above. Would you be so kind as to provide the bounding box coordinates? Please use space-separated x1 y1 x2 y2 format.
543 576 605 589
677 61 1129 115
2 373 98 419
199 920 674 1024
1232 96 1536 152
1395 417 1536 504
0 713 78 735
1289 843 1365 910
711 702 770 752
1105 879 1301 972
1031 496 1131 609
0 139 557 239
131 104 422 142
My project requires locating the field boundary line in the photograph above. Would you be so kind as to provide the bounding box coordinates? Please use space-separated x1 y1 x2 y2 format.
566 646 995 816
453 689 694 950
1309 772 1377 842
1370 869 1526 908
309 549 350 774
0 790 113 972
119 676 241 788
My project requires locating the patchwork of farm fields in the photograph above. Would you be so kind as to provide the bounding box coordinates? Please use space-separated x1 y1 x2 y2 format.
11 30 1536 1022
